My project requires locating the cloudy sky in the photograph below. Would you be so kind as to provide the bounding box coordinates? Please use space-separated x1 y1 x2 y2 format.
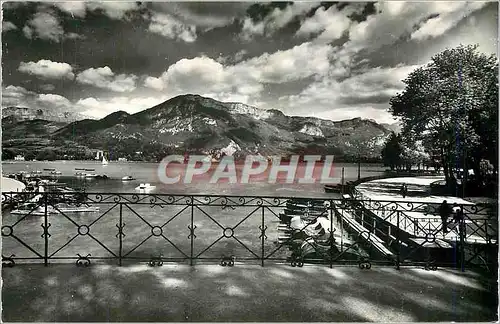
2 1 498 123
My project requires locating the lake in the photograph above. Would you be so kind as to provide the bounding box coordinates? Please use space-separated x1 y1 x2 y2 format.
2 161 388 265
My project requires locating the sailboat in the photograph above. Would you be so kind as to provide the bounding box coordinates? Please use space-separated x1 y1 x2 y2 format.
102 156 109 166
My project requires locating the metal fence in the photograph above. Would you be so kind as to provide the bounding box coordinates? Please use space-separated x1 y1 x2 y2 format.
1 191 497 271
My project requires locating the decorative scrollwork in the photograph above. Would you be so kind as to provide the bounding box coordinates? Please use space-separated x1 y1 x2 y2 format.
149 195 157 204
94 194 104 202
76 253 91 267
290 254 304 267
424 233 436 243
359 258 371 269
424 261 437 271
1 225 13 237
259 225 268 240
41 223 52 238
220 255 235 267
115 223 126 238
149 256 163 266
2 254 15 267
188 225 197 239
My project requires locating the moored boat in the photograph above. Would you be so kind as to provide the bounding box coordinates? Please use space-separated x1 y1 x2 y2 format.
135 183 156 191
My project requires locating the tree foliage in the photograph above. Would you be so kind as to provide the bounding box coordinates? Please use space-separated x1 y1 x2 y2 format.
389 44 498 187
381 132 403 170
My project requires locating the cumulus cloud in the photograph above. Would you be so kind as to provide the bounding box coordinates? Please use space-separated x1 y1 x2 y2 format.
86 2 141 20
277 64 421 122
40 84 56 92
75 95 169 118
148 13 197 42
54 2 141 19
18 60 75 80
342 2 487 54
53 1 87 17
295 5 351 42
144 42 333 97
75 66 138 92
240 2 319 40
411 2 489 41
23 11 64 42
1 85 36 107
149 2 248 30
2 21 18 32
37 93 72 107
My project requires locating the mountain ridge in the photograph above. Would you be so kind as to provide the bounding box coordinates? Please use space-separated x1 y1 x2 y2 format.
3 94 394 161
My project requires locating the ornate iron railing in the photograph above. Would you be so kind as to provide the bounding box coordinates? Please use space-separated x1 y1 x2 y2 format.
1 191 497 272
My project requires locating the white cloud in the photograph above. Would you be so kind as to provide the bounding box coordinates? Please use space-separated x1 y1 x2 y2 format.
144 42 333 97
241 2 319 40
411 2 489 41
53 2 87 17
23 11 64 42
37 93 72 107
52 2 140 19
75 67 137 92
18 60 75 80
343 2 487 53
40 84 56 92
76 95 169 118
295 5 351 42
278 64 421 123
148 13 197 42
149 2 246 30
2 85 36 107
87 2 140 19
2 21 18 32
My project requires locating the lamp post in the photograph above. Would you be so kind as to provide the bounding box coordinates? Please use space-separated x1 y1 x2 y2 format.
357 153 361 180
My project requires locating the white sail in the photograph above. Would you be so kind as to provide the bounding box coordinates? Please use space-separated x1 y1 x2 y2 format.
102 156 108 165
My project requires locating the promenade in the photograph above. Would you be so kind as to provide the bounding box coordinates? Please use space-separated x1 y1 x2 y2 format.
2 263 497 322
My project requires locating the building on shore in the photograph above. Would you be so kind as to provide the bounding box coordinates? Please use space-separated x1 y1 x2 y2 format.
14 155 25 161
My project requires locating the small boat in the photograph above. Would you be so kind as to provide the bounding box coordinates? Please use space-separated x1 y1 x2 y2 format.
85 173 97 178
135 183 156 191
50 170 62 175
75 172 86 177
102 156 108 166
122 176 135 181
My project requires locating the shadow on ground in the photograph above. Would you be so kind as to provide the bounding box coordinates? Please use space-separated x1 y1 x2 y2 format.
2 263 498 322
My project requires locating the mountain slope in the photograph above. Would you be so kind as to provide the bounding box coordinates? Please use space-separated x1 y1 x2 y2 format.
52 94 391 160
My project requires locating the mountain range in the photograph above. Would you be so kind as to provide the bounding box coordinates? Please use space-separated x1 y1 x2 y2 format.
2 94 396 161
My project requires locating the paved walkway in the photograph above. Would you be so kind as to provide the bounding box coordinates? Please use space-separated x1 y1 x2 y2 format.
1 177 26 193
2 263 497 322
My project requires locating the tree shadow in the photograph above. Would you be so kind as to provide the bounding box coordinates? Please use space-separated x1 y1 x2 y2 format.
2 263 497 322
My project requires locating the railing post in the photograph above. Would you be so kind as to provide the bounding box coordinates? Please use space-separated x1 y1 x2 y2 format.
459 206 465 272
190 196 194 266
329 200 333 269
395 210 400 270
261 206 265 267
119 203 123 266
43 192 48 267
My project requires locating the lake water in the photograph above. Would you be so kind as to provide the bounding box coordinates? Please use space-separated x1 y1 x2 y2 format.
2 161 387 265
2 160 387 196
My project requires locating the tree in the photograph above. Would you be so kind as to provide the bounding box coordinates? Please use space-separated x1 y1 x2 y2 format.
36 149 58 161
400 140 430 171
389 44 498 189
381 132 403 170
